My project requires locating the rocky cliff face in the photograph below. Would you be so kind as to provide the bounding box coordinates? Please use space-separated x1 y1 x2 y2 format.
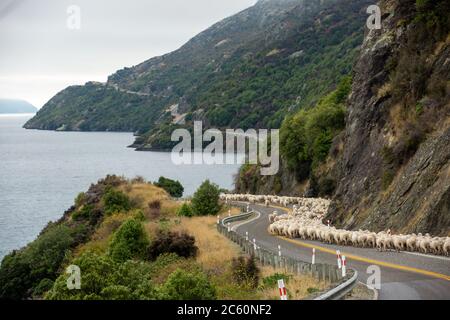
236 0 450 236
328 0 450 236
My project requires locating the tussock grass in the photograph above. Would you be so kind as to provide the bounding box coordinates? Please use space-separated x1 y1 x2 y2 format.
120 182 179 216
258 266 328 300
171 216 241 272
74 213 130 256
79 181 326 300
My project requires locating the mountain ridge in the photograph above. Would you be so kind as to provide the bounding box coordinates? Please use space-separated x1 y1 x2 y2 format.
24 0 373 151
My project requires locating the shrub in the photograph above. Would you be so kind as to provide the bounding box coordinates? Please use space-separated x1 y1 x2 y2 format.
133 209 146 222
148 200 161 219
131 176 146 184
191 180 221 216
72 204 94 221
261 273 291 289
154 177 184 198
32 278 54 298
280 77 349 180
74 192 86 208
102 187 132 215
0 224 79 299
307 287 320 294
159 269 216 300
46 252 156 300
108 219 149 263
231 256 260 289
177 203 193 217
147 230 198 261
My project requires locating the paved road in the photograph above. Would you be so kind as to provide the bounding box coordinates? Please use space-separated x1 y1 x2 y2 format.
233 202 450 300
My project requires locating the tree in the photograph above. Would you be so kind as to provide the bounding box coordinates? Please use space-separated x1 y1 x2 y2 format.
154 177 184 198
102 187 132 215
0 224 79 300
177 203 193 217
159 269 216 300
108 219 149 263
190 180 221 216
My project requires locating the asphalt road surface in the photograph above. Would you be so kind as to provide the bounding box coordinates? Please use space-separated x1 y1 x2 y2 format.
233 202 450 300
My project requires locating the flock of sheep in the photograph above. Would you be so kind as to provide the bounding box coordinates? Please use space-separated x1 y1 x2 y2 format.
220 193 450 256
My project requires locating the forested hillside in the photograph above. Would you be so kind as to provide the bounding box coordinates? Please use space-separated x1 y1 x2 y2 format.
25 0 372 150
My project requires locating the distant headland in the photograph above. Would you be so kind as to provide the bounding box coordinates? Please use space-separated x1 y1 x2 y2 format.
0 99 37 114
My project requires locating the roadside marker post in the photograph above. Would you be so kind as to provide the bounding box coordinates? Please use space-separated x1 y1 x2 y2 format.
228 209 231 217
217 215 220 225
247 204 250 213
337 250 342 269
277 279 288 300
342 256 347 277
278 245 282 257
227 222 231 233
312 248 316 265
245 231 249 241
253 238 257 251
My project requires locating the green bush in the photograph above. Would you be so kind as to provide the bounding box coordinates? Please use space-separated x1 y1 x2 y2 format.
177 203 193 217
159 269 216 300
72 204 94 221
261 273 291 289
231 256 260 289
32 278 54 298
147 230 198 261
108 219 149 263
280 77 349 180
191 180 221 216
154 177 184 198
74 192 86 208
46 252 156 300
307 287 320 294
102 187 132 215
0 224 81 299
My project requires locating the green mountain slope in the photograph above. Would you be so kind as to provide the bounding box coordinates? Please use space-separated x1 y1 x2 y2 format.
25 0 372 149
236 0 450 235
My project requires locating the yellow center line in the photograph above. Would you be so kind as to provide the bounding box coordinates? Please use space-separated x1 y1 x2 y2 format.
245 201 449 281
277 236 450 281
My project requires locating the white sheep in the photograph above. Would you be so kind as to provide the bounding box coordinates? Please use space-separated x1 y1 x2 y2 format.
223 193 448 256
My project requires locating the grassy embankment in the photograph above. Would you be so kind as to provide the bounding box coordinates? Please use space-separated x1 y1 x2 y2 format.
0 176 326 300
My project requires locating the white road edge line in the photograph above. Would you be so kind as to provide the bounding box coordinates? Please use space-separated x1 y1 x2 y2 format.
402 251 450 261
231 210 261 232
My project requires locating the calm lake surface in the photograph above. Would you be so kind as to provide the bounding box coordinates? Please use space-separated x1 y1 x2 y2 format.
0 114 241 260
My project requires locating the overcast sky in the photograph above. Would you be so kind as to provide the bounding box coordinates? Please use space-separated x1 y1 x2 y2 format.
0 0 257 108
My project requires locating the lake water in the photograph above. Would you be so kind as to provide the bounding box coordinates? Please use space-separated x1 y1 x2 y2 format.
0 114 241 260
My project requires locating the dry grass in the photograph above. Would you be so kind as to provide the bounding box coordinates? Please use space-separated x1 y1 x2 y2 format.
168 213 326 300
219 205 242 217
258 266 328 300
377 82 392 98
119 182 179 217
78 180 326 300
74 212 130 256
171 215 241 272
